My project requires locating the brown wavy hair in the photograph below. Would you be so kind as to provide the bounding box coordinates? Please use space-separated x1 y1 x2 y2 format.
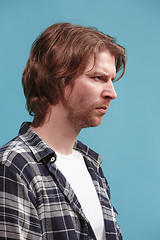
22 22 126 127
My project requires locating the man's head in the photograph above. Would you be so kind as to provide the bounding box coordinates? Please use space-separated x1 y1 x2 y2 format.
22 22 126 127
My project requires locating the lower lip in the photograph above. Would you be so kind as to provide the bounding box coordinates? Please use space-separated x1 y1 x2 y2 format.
97 108 107 114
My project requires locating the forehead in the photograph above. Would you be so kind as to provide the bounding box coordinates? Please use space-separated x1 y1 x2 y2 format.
85 50 116 78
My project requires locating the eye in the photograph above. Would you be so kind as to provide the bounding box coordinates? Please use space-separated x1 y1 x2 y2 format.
92 76 105 82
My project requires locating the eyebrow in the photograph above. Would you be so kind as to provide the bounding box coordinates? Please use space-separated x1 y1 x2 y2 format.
87 70 116 81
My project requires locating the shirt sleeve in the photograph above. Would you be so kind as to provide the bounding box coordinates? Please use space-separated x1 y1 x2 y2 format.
0 164 42 240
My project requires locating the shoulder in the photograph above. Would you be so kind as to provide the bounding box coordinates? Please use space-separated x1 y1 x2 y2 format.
0 136 24 159
0 135 48 194
0 136 33 173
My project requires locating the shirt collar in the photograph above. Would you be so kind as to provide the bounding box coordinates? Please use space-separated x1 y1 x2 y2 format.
74 140 102 167
18 122 54 162
18 122 102 167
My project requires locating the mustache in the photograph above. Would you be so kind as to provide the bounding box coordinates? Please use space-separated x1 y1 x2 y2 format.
93 101 111 109
78 96 111 107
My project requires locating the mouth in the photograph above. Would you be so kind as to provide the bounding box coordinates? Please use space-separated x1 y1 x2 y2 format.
96 106 108 114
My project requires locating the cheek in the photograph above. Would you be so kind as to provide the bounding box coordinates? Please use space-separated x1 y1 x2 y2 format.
68 81 99 103
77 82 97 96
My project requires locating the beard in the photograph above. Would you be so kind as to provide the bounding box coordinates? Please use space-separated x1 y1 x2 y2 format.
64 97 105 131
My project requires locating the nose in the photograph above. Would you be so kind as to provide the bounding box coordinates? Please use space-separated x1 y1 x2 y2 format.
101 80 117 100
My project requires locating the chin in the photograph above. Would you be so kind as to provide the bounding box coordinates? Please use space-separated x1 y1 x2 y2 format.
83 118 103 128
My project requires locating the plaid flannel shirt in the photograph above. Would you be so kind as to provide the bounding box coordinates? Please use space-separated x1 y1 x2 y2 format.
0 122 122 240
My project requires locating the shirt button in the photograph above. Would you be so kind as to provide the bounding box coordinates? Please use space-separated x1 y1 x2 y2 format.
50 157 55 162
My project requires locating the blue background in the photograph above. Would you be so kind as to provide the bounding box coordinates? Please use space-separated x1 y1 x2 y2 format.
0 0 160 239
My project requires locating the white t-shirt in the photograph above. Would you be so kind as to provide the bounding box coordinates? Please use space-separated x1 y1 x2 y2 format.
55 149 105 240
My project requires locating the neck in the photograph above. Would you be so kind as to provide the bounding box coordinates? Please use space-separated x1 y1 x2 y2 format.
31 104 81 155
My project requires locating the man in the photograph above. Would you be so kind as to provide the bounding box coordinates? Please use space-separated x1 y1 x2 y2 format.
0 23 126 240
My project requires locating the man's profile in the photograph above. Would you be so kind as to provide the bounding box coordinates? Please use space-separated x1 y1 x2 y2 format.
0 22 126 240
